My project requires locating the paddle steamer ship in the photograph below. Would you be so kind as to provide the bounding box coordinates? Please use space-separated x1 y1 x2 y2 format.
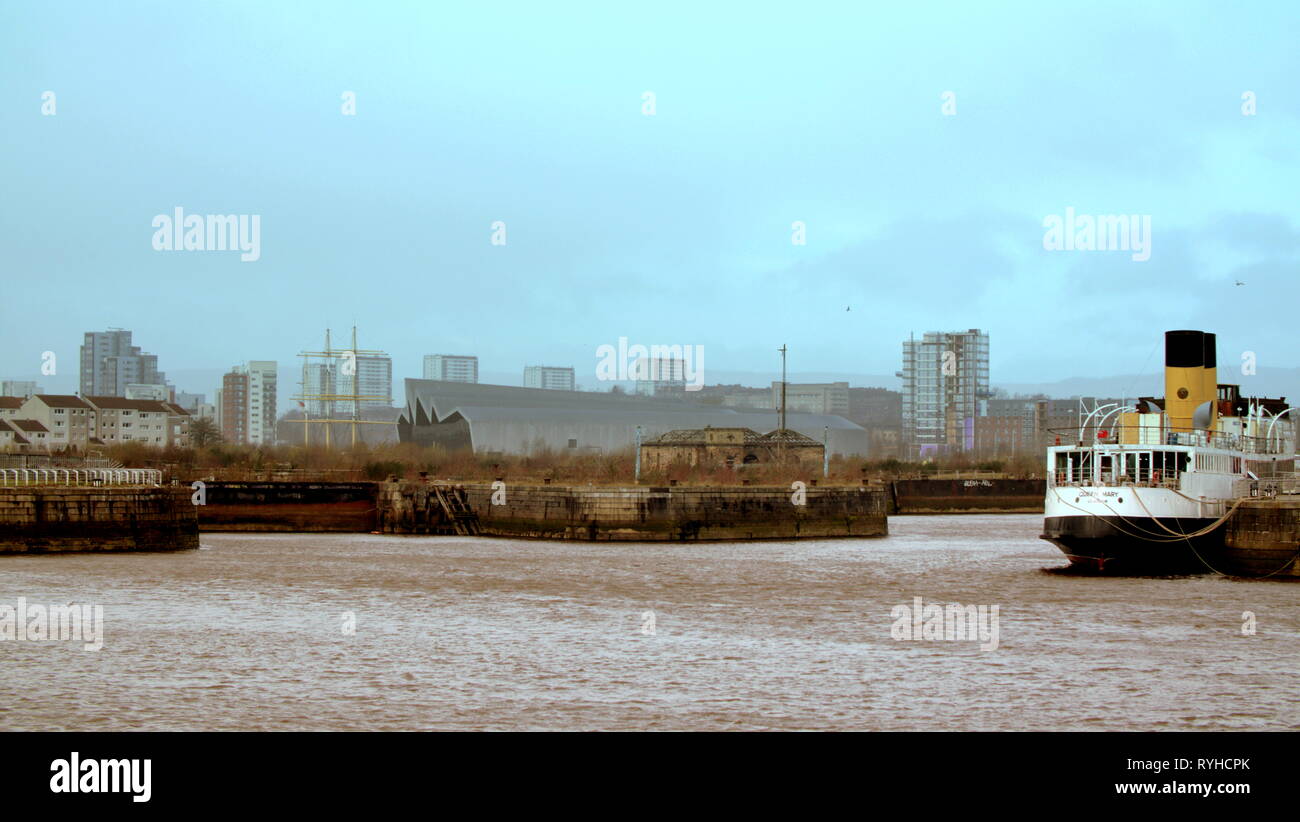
1041 330 1294 573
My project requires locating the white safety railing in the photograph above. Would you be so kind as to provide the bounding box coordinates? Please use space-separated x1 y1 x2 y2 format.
0 468 162 487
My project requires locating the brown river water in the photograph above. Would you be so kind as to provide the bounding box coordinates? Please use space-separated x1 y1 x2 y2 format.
1 514 1296 731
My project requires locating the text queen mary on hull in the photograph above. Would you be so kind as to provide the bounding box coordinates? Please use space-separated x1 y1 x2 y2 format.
1040 330 1295 574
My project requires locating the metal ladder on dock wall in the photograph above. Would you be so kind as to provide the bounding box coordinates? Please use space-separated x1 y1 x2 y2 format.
433 485 480 535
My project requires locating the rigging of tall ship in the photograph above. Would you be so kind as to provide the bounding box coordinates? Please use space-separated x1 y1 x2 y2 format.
1041 329 1296 574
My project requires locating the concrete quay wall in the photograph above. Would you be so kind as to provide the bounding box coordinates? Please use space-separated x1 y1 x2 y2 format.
1223 498 1300 578
0 487 198 554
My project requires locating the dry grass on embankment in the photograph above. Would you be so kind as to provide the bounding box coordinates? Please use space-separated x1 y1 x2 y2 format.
104 442 1044 486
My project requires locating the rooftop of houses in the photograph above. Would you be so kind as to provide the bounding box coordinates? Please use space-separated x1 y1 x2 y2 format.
84 396 187 414
0 420 30 444
31 394 93 409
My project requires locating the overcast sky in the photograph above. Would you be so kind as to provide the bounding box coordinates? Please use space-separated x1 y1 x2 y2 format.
3 1 1298 403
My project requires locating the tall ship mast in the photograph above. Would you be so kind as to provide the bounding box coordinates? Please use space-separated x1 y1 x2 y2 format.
1041 330 1294 574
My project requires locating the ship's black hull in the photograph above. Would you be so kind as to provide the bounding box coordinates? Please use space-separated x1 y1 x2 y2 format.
1040 515 1224 575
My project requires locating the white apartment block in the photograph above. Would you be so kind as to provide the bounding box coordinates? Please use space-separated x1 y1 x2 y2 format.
634 357 686 396
247 361 277 445
523 365 576 391
423 354 478 383
219 362 276 445
337 355 392 408
900 329 990 457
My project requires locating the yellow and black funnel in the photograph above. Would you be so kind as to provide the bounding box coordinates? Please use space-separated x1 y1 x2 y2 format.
1165 330 1217 432
1201 331 1218 430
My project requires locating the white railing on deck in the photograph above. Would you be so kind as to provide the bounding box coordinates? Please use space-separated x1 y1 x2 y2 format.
1050 425 1292 455
0 468 162 487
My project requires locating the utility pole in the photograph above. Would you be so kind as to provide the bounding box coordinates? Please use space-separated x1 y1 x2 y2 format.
823 425 829 478
779 344 788 431
779 344 788 463
352 325 360 448
302 380 309 447
635 425 642 482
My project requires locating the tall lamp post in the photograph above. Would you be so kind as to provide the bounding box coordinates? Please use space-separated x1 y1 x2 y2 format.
823 425 829 478
634 426 642 482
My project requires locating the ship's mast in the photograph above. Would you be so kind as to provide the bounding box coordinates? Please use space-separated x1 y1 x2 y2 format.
779 344 787 432
324 328 332 450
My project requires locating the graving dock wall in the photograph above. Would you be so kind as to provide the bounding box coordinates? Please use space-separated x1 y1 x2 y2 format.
890 479 1045 513
444 483 889 541
195 482 378 532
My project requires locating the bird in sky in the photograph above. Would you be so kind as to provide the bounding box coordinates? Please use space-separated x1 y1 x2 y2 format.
1235 280 1246 286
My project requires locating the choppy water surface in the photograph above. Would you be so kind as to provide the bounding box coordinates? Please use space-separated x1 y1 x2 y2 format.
1 514 1296 731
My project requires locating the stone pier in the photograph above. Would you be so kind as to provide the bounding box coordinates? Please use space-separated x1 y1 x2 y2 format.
0 487 198 554
1222 498 1300 578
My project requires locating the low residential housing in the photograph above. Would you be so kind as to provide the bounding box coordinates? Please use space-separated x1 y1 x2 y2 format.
0 420 30 450
0 394 193 453
0 397 23 419
85 396 191 447
6 419 50 452
18 395 98 452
